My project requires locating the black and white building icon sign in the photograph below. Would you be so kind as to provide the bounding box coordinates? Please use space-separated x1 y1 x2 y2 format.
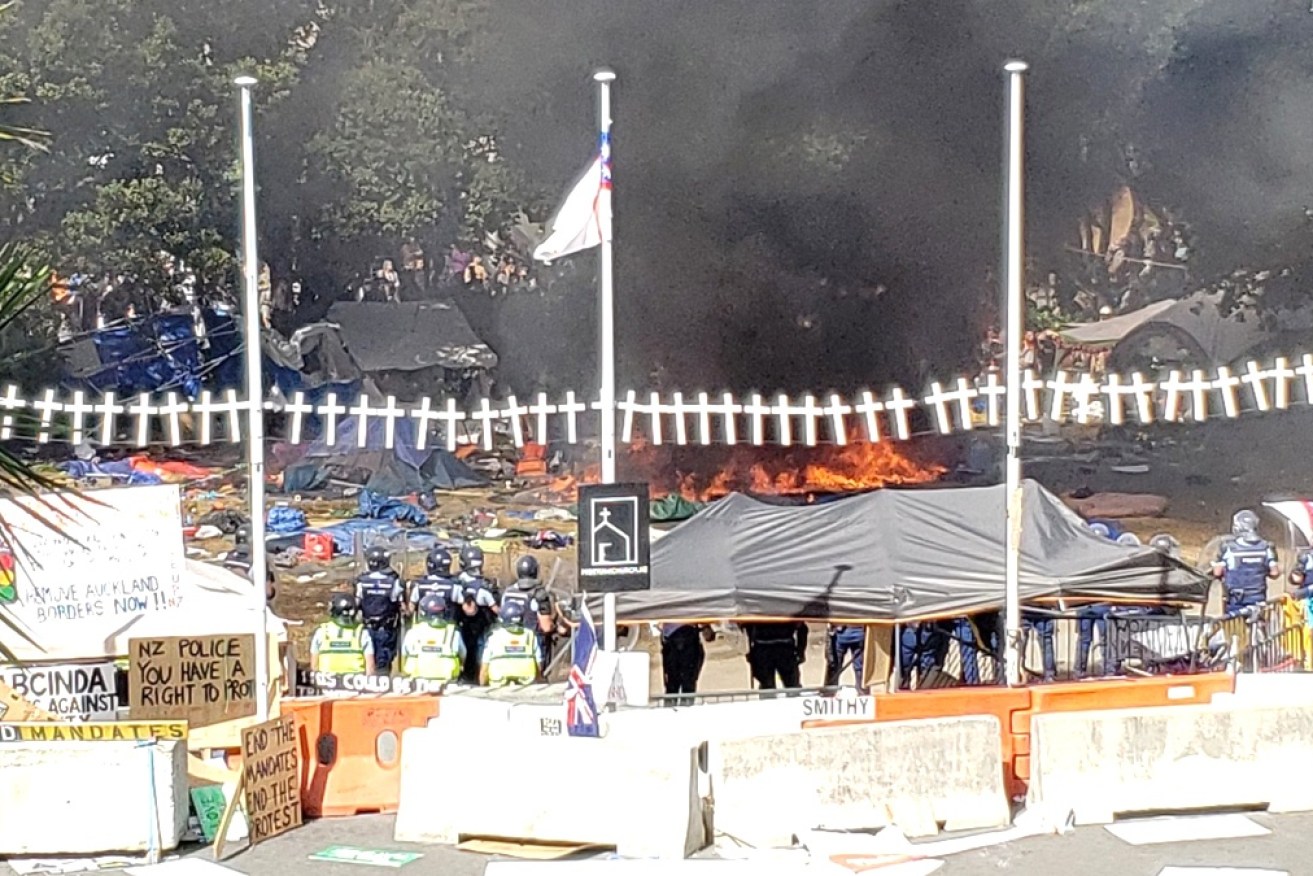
577 483 651 593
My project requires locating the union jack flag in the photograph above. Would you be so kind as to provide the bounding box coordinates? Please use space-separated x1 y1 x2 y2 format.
564 602 600 737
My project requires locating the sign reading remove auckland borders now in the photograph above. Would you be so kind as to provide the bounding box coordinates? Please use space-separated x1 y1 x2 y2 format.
0 484 187 661
577 483 651 593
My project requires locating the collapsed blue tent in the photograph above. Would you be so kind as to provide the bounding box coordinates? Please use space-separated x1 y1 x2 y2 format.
282 416 486 495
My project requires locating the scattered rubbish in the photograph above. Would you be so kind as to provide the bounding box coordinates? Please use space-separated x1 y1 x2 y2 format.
1110 464 1151 474
455 838 607 860
198 509 247 534
534 507 576 521
294 572 329 583
526 530 574 550
1104 813 1269 846
308 846 424 868
1156 869 1287 876
357 490 429 526
8 856 173 874
268 505 308 533
192 525 223 540
1063 491 1168 519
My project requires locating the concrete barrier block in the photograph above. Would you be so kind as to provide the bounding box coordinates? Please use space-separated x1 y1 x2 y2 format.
0 740 187 855
396 723 706 859
1028 702 1313 825
1224 673 1313 705
712 716 1009 845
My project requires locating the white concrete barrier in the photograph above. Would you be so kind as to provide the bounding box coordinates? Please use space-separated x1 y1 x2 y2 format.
1028 702 1313 825
712 716 1010 845
1218 673 1313 705
395 722 706 859
0 740 187 854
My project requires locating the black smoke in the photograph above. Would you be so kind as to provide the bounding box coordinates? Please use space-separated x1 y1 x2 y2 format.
451 0 1313 394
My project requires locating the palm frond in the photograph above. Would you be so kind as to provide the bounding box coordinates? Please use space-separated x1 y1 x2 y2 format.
0 95 48 153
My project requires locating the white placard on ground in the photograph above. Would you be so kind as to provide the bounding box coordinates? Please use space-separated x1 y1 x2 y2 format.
1106 814 1270 846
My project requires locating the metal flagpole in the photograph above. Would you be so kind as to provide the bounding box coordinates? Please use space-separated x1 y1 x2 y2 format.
594 68 620 651
1002 60 1028 687
235 75 271 720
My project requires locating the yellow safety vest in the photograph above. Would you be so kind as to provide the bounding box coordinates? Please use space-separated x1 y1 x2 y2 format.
401 622 462 681
485 626 539 686
316 622 368 674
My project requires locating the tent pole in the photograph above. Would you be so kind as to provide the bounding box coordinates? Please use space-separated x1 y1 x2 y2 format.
1002 60 1028 688
235 74 271 721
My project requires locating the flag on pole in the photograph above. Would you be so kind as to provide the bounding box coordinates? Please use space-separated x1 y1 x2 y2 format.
533 133 612 264
564 601 601 737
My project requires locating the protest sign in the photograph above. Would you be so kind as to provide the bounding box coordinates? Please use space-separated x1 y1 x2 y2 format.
294 668 446 697
241 715 301 845
129 634 256 726
0 661 120 721
0 720 187 742
0 484 187 662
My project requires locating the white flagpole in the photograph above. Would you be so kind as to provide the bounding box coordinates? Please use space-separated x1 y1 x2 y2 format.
1002 60 1028 687
594 68 620 652
235 75 271 719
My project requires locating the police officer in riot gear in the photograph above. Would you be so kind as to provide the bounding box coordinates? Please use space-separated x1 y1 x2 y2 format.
1150 533 1181 558
742 621 808 690
408 546 457 621
1212 509 1279 617
458 544 500 607
354 545 404 673
310 593 376 675
479 601 542 686
454 582 496 684
399 592 466 682
501 555 557 662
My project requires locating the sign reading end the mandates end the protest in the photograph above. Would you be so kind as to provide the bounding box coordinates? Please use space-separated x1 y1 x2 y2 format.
241 714 301 845
128 634 256 727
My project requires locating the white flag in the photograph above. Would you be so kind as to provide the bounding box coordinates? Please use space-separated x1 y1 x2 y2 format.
533 149 612 264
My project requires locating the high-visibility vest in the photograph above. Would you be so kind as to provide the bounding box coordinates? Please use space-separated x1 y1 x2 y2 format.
401 622 462 681
485 626 539 685
315 622 368 674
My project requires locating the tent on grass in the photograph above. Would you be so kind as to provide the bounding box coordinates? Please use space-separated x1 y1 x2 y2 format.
588 480 1209 624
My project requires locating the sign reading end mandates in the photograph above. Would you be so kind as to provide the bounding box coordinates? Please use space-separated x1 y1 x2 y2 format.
577 483 650 593
241 715 301 845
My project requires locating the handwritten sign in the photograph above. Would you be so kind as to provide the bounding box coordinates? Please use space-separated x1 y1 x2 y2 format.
128 635 256 726
241 715 301 845
0 720 187 742
294 669 446 697
0 484 186 661
0 661 120 721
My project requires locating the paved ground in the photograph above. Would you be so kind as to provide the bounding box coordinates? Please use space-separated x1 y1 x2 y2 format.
10 809 1297 875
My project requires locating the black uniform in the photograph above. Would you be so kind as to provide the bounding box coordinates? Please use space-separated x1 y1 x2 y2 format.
501 578 556 666
454 579 497 684
743 622 808 690
355 569 403 673
661 624 707 698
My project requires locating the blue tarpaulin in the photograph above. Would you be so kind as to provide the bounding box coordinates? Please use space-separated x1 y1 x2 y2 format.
58 458 163 485
357 489 429 526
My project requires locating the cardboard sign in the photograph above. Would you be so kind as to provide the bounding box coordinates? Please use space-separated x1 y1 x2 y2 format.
128 634 256 726
0 661 119 721
308 847 424 868
0 484 187 661
577 483 651 593
800 695 875 724
294 669 445 697
0 720 187 742
0 678 56 722
241 715 301 845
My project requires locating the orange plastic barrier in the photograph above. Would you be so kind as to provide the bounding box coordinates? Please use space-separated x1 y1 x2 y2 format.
873 687 1032 797
281 696 440 817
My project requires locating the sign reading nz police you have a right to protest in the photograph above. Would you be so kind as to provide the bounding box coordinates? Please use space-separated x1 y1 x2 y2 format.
242 715 301 845
129 634 256 727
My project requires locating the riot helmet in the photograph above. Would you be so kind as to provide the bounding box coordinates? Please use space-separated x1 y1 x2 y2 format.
1232 509 1259 538
459 543 484 573
1088 521 1112 540
1116 532 1141 547
417 592 448 623
234 524 251 546
329 592 360 624
365 545 391 572
515 555 540 581
1149 533 1181 557
426 546 453 577
500 599 526 628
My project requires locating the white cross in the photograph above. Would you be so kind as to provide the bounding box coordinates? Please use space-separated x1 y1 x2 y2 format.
1071 373 1102 425
743 393 771 446
65 391 95 446
1022 370 1046 421
822 393 852 446
695 392 713 445
978 371 1005 427
129 392 158 447
1297 354 1313 407
1272 356 1295 410
1160 370 1187 423
0 384 26 441
437 398 466 452
924 381 957 435
619 390 638 443
472 397 498 451
501 395 528 447
347 395 377 448
527 392 556 445
1047 371 1076 423
641 392 661 445
1129 372 1157 423
669 392 689 445
854 390 883 442
772 393 794 446
378 395 406 449
1241 360 1271 412
560 391 586 445
31 388 62 444
159 392 191 446
317 392 346 447
1213 366 1242 418
712 392 740 445
884 386 916 442
94 391 125 446
796 394 823 446
1101 373 1133 425
1183 369 1214 423
284 391 315 445
221 389 243 443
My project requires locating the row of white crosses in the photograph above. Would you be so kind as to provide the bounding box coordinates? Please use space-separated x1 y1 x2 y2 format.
4 355 1313 449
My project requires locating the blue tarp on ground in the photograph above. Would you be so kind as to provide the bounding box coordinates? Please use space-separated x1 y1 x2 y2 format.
357 489 429 526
